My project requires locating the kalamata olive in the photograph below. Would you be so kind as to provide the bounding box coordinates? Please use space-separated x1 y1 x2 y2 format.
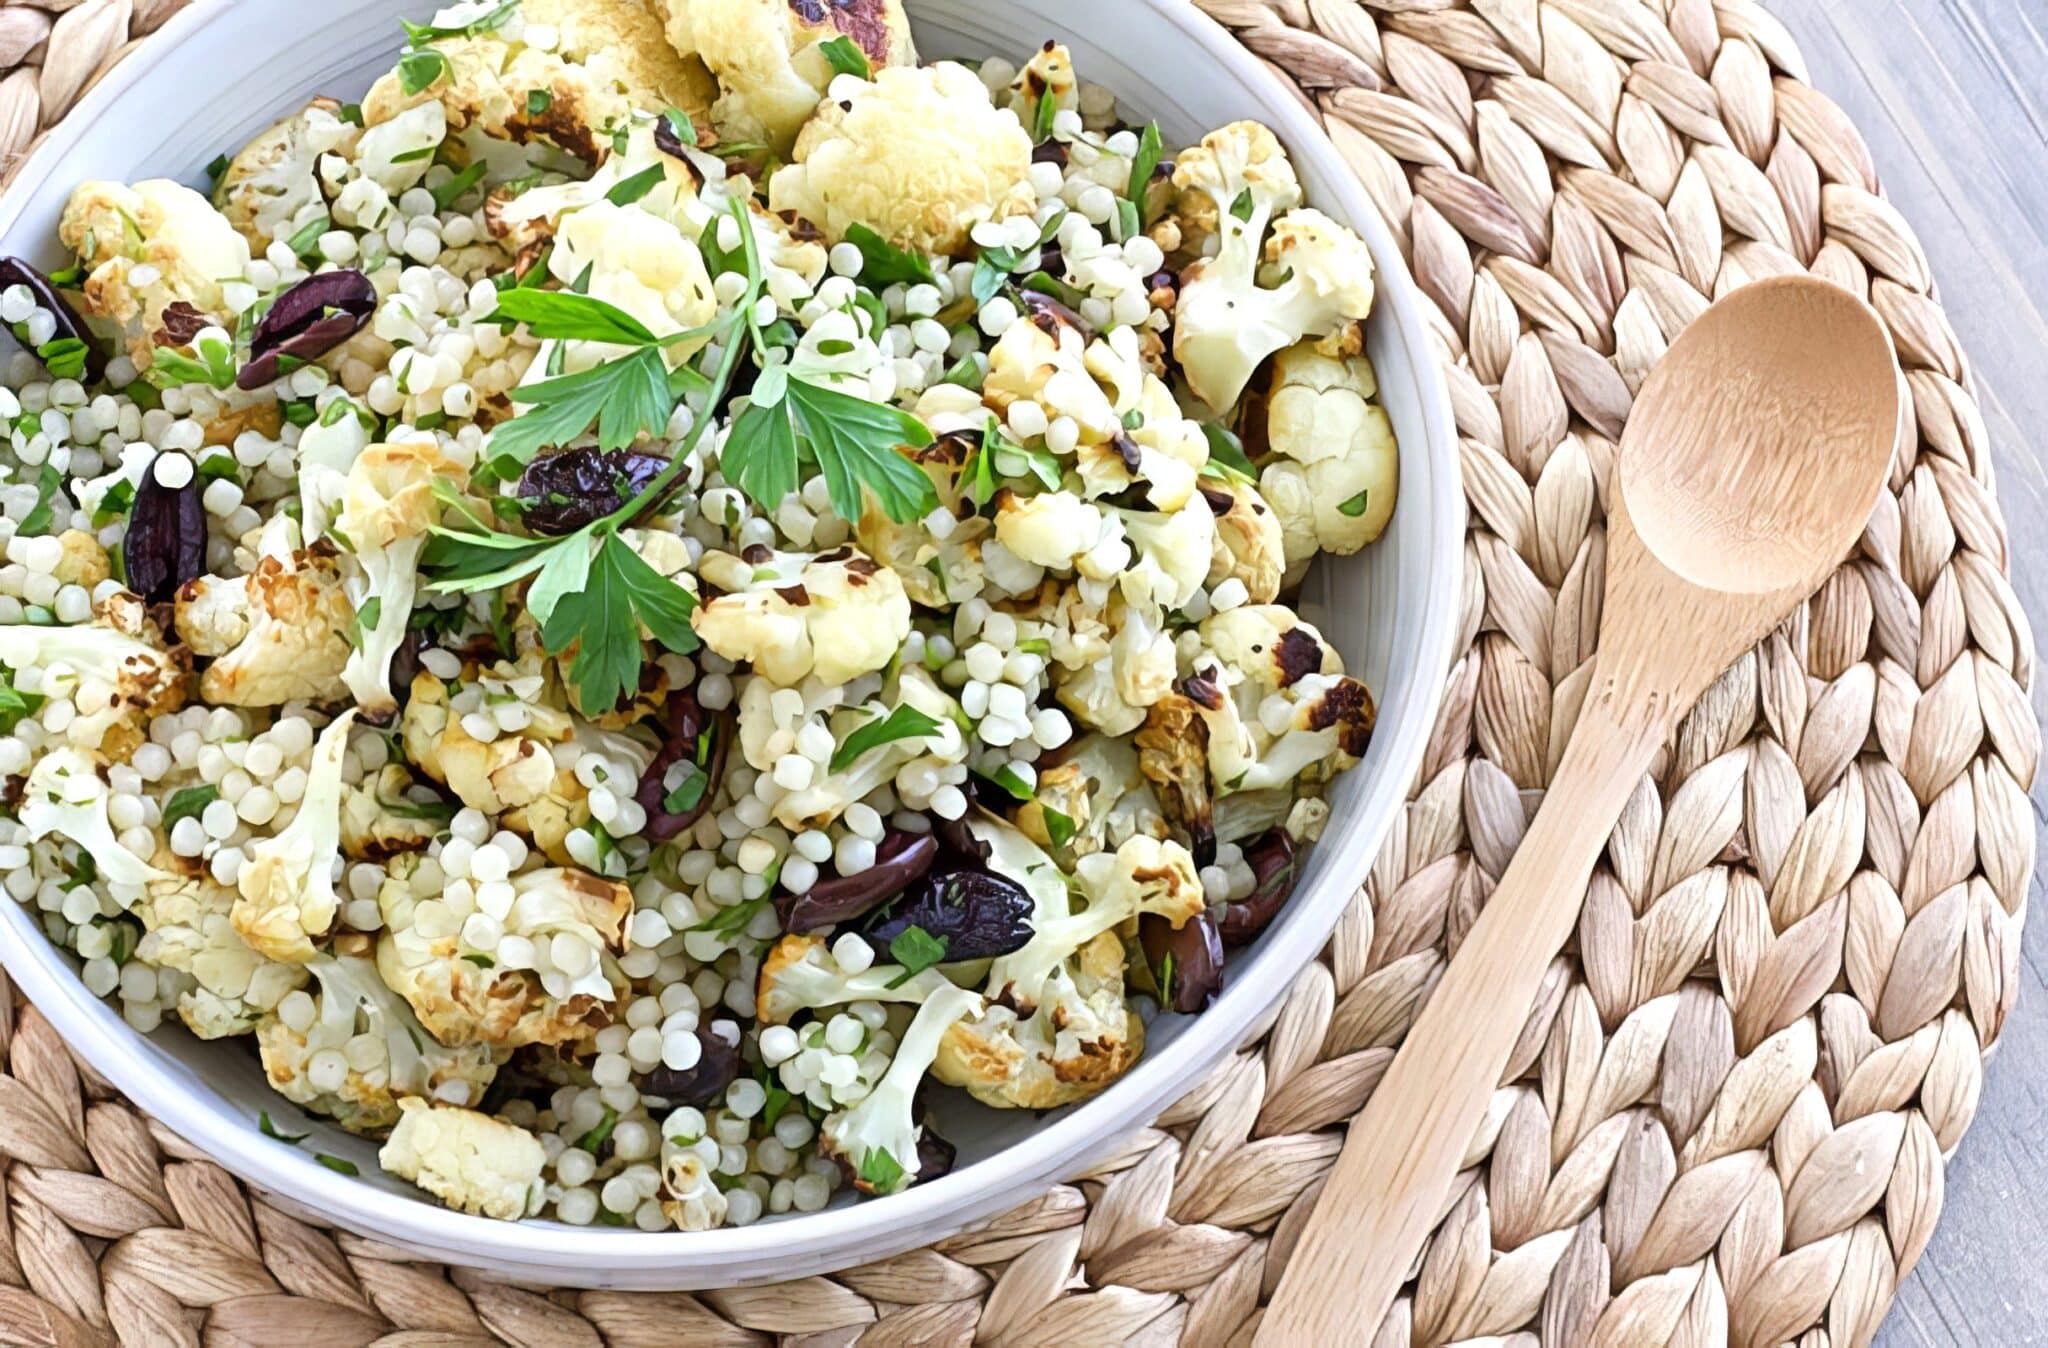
1141 910 1224 1013
636 689 727 841
777 830 939 933
640 1030 740 1106
517 448 669 536
1030 139 1068 167
236 269 377 389
125 454 207 603
1020 288 1088 338
1219 828 1299 948
866 866 1036 961
932 815 990 864
0 257 103 381
915 1127 957 1184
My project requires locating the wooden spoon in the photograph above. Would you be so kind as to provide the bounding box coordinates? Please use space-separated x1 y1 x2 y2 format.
1258 275 1901 1344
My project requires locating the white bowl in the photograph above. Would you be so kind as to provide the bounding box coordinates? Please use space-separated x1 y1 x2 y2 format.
0 0 1461 1287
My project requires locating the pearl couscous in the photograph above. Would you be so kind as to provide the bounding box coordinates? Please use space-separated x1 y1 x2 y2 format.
0 0 1397 1227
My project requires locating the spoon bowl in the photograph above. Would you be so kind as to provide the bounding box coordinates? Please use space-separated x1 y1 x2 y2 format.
1622 276 1901 596
1261 275 1901 1344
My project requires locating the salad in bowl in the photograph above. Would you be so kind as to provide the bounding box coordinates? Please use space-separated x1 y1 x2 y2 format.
0 0 1396 1232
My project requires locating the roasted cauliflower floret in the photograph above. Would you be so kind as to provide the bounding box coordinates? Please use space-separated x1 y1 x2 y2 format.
257 954 503 1134
692 546 911 687
1004 41 1078 123
987 831 1202 1011
234 711 358 964
173 548 356 707
402 669 569 817
0 596 189 762
136 868 308 1040
756 931 950 1026
334 438 466 718
542 198 716 373
364 0 717 165
1176 206 1376 416
378 859 630 1049
767 61 1033 255
341 765 453 860
668 0 918 153
379 1098 545 1220
993 491 1129 582
18 748 173 889
57 179 251 364
1017 733 1168 860
821 983 982 1194
932 928 1143 1111
1261 339 1398 555
983 314 1118 444
1117 501 1216 613
855 432 992 608
213 101 349 251
1201 477 1287 603
1176 606 1376 798
1167 119 1300 256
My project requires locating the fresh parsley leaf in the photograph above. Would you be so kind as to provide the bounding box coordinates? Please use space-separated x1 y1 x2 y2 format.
0 672 46 735
606 163 668 206
887 925 949 979
726 376 937 524
541 532 700 715
663 106 698 147
1115 196 1141 243
92 477 136 528
205 153 232 191
1199 422 1258 483
830 703 943 773
844 222 934 286
162 784 219 829
690 895 768 939
761 1079 794 1128
1128 121 1163 219
969 209 1065 306
817 35 872 80
527 88 554 116
491 287 661 345
432 161 489 211
491 345 674 466
937 353 981 389
17 464 63 536
284 212 330 262
972 764 1033 803
1228 187 1255 222
398 48 450 97
315 1153 360 1176
575 1106 620 1154
663 765 709 814
400 0 520 42
352 596 384 650
1042 805 1078 848
1157 950 1176 1006
1338 489 1371 518
463 952 494 967
858 1145 906 1194
147 344 234 391
36 337 89 380
258 1111 306 1144
1031 88 1058 143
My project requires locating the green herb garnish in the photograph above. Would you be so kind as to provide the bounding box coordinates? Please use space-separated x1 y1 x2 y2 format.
830 703 944 772
817 35 872 81
162 784 219 830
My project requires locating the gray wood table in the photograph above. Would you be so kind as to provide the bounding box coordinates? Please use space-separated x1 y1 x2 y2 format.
1764 1 2048 1343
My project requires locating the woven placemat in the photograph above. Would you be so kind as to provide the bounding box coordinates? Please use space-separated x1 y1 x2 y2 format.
1 1 2037 1344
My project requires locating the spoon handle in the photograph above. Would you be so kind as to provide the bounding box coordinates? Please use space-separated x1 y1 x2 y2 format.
1258 687 1662 1344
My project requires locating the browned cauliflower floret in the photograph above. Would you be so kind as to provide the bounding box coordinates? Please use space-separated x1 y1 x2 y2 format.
57 179 251 365
1259 338 1399 565
692 546 911 686
213 100 349 251
0 592 189 763
365 0 717 164
341 765 453 860
173 548 356 707
666 0 918 153
932 929 1143 1110
767 61 1033 255
379 1098 545 1219
1201 476 1287 603
402 669 572 817
377 857 630 1050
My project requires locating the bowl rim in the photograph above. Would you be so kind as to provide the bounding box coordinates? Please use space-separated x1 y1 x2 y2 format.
0 0 1463 1281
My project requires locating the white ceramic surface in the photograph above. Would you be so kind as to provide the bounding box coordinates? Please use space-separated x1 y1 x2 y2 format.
0 0 1462 1287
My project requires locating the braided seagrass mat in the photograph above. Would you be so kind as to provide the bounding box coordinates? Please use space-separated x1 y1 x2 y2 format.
1 0 2040 1343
